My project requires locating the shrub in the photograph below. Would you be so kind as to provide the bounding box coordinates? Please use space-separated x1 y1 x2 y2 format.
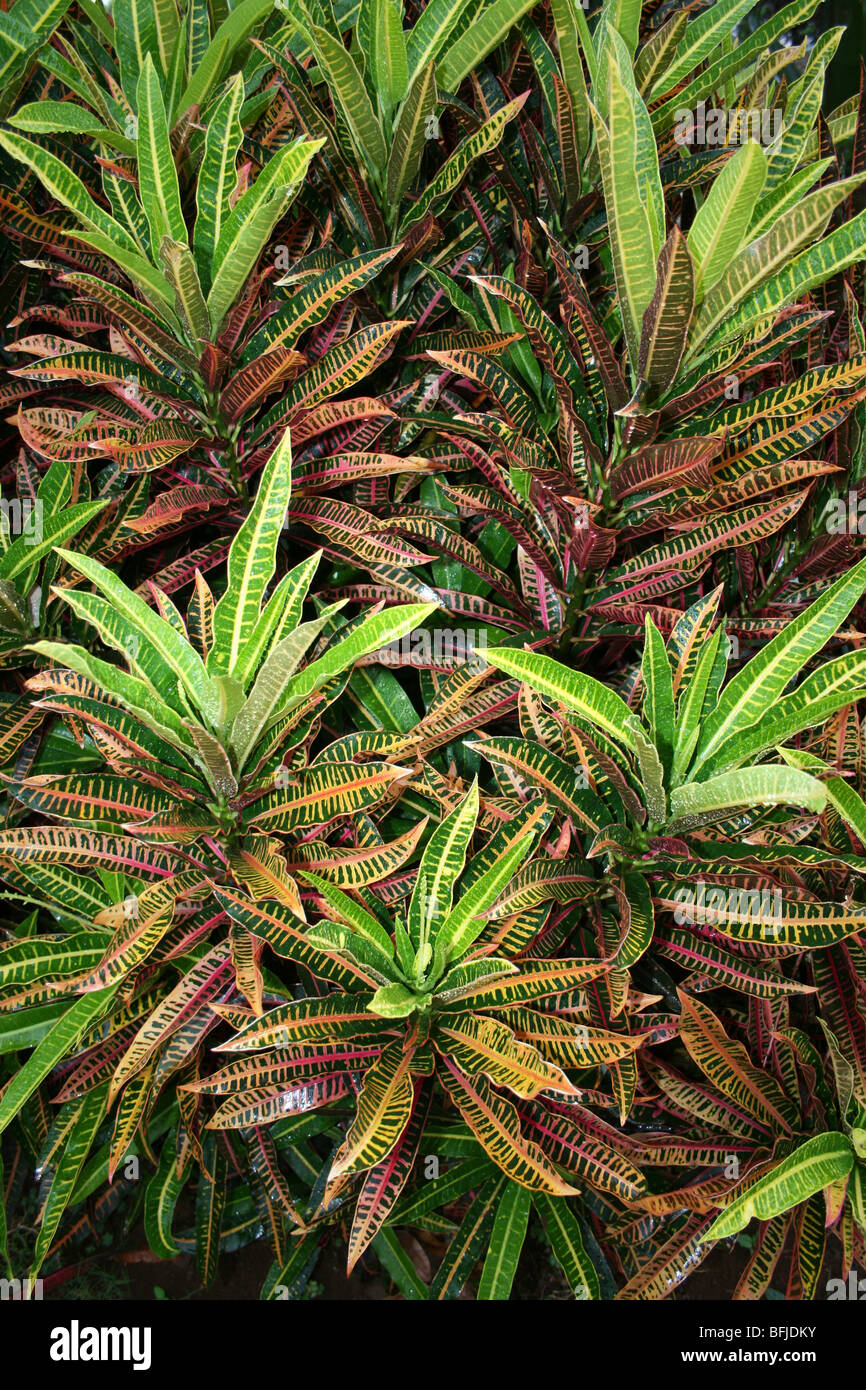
0 0 865 1303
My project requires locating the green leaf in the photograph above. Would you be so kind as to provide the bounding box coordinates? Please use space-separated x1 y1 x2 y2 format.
195 1132 226 1285
590 61 658 368
0 987 117 1135
534 1191 599 1298
159 236 211 343
484 646 643 753
689 175 865 353
476 1181 532 1299
53 548 220 727
398 93 526 234
28 640 196 752
429 1177 505 1299
363 0 408 116
31 1087 108 1278
136 53 187 253
209 429 293 677
114 0 181 99
706 1134 853 1240
144 1128 190 1262
372 1226 428 1299
0 500 107 582
233 552 320 688
406 0 472 78
310 24 386 176
273 602 439 719
692 556 866 772
0 0 74 109
669 766 827 826
207 139 322 332
435 833 535 966
780 747 866 851
193 72 244 289
408 780 478 951
671 626 723 785
176 0 275 115
368 982 419 1017
386 61 438 205
641 615 674 778
701 651 866 778
650 0 762 97
229 608 341 766
437 0 538 91
9 101 135 153
703 204 866 354
0 129 140 256
687 142 767 298
299 872 396 962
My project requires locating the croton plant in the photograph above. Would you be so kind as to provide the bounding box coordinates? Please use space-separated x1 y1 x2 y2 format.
0 0 866 1303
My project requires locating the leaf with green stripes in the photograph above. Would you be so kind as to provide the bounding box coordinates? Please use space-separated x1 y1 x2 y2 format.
207 139 322 332
136 54 186 254
437 0 537 91
159 237 211 344
691 555 866 773
702 205 866 354
193 73 245 289
435 1013 577 1100
309 24 386 176
407 779 478 953
590 94 654 366
399 94 527 234
0 499 107 581
0 986 117 1135
252 248 402 357
386 61 438 205
476 1181 532 1299
706 1134 853 1240
31 1086 108 1279
9 102 135 154
53 548 220 728
373 1225 429 1298
649 0 762 98
699 651 866 779
195 1131 227 1285
145 1128 189 1262
483 649 643 753
434 833 536 966
406 0 473 78
331 1041 416 1177
208 428 292 677
689 175 865 352
534 1191 599 1299
687 141 767 299
0 129 141 257
176 0 275 115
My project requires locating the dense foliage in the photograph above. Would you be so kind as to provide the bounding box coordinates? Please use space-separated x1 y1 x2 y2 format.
1 0 866 1302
